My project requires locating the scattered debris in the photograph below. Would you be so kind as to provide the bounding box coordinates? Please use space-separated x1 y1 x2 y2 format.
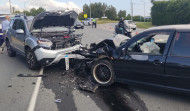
17 74 47 78
87 95 90 98
78 77 99 93
55 99 62 103
32 82 36 85
8 85 12 88
62 69 75 76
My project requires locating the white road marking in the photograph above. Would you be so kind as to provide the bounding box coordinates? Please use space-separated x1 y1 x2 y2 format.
27 67 44 111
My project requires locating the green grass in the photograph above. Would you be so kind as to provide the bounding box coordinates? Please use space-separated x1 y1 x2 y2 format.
136 22 154 29
97 19 118 24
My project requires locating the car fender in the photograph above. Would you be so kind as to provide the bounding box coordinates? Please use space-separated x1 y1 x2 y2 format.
25 36 38 50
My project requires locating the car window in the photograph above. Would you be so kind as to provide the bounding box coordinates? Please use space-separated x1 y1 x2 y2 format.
17 20 25 32
127 32 170 55
9 19 14 28
12 19 19 30
171 32 190 57
152 32 170 43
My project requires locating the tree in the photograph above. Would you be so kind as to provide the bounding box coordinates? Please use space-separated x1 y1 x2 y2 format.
14 10 21 14
26 7 46 16
105 5 117 20
118 10 126 18
36 7 46 14
151 0 190 25
126 14 131 20
83 4 90 17
82 2 117 19
78 12 85 20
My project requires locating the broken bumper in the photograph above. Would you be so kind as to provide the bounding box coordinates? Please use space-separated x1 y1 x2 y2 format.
34 44 85 66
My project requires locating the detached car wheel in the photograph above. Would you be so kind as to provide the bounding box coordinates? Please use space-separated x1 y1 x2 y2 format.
91 60 115 86
25 48 40 70
6 40 16 57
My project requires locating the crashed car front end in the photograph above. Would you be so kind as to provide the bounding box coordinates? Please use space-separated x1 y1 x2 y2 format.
29 11 85 66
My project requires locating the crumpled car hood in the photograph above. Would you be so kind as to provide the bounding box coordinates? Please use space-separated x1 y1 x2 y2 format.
30 11 78 31
93 34 130 49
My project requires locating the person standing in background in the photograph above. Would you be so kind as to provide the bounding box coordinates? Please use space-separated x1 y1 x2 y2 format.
92 18 97 28
0 24 3 47
0 16 10 54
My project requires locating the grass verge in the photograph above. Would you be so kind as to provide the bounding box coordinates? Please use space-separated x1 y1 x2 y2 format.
97 19 118 24
136 22 154 29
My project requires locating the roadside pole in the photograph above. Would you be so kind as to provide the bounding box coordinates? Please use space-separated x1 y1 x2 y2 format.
90 0 91 19
9 0 12 14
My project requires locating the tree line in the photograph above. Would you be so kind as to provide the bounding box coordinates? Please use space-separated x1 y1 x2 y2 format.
151 0 190 25
13 2 145 22
14 7 46 16
79 2 138 21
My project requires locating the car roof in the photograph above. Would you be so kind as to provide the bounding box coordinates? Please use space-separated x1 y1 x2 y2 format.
145 25 190 32
125 20 133 22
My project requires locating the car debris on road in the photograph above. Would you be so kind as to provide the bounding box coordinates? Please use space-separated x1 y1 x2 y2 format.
17 74 47 78
55 99 62 103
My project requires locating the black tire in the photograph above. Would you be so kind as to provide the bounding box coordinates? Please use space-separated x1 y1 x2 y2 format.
6 40 16 57
91 60 115 86
88 22 90 26
25 48 40 70
133 28 136 30
81 26 84 29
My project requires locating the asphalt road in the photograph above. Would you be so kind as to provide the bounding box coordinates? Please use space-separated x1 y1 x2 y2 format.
0 24 190 111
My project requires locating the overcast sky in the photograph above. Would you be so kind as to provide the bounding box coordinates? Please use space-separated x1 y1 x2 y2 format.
0 0 152 16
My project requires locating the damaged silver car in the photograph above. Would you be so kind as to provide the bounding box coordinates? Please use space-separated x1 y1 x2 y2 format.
6 11 84 70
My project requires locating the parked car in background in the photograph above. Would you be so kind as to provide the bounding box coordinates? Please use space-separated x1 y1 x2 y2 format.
83 18 92 26
89 25 190 94
74 19 84 29
125 20 136 30
6 11 83 70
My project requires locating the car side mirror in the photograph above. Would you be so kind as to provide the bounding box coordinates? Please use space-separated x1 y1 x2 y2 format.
122 47 131 57
16 29 24 34
122 48 126 55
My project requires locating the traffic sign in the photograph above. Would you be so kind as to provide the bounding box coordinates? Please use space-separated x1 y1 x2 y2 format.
84 14 87 18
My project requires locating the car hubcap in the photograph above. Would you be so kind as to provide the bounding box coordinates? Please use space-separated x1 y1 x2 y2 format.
27 51 34 67
94 63 112 84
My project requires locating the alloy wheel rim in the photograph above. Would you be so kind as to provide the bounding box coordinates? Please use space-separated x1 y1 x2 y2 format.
27 52 34 67
93 63 112 84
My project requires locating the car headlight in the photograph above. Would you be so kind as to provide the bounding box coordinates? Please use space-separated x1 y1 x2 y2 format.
37 39 53 48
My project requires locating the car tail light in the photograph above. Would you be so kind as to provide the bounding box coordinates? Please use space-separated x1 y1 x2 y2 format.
64 36 70 38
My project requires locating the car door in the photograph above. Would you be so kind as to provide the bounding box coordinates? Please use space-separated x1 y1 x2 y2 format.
114 30 174 85
9 19 18 48
165 32 190 90
14 19 26 53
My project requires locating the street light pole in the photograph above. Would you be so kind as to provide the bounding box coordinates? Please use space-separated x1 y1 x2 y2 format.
90 0 91 19
142 0 145 22
131 0 133 20
24 1 29 15
9 0 12 14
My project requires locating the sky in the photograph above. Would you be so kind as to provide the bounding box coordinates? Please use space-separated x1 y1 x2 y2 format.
0 0 153 16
